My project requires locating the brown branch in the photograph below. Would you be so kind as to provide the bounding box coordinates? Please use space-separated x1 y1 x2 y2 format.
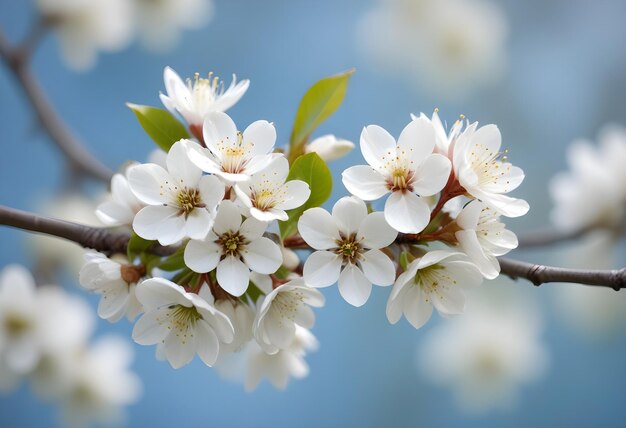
498 257 626 291
1 204 624 290
0 29 114 182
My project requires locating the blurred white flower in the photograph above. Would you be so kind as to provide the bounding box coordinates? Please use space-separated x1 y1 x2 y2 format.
133 0 214 52
160 68 249 128
0 265 43 378
358 0 508 99
454 200 518 279
59 336 141 428
305 134 355 162
298 196 397 307
186 112 278 184
184 200 282 296
418 290 548 413
79 252 143 322
132 277 234 368
128 140 224 245
550 125 626 232
254 278 324 354
28 193 103 278
215 299 255 355
96 169 144 227
342 118 451 233
387 250 482 329
234 157 311 222
37 0 133 70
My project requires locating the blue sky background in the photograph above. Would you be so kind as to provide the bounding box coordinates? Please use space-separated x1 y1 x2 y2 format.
1 0 626 427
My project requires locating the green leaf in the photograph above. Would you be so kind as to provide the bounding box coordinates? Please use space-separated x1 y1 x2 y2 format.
279 152 332 238
127 103 190 152
158 245 186 271
288 69 355 163
127 233 156 262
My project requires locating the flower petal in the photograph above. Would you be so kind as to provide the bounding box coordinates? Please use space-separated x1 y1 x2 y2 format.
202 111 238 156
338 263 372 307
217 256 250 296
360 249 395 286
132 205 186 245
213 200 242 235
342 165 388 201
279 180 311 210
396 117 437 166
167 140 203 186
302 251 342 287
404 287 433 330
184 239 221 273
243 120 277 156
412 154 451 196
356 212 397 249
242 237 282 274
127 163 172 205
298 208 340 250
384 191 430 233
332 196 367 236
360 125 397 171
195 320 220 366
198 175 225 210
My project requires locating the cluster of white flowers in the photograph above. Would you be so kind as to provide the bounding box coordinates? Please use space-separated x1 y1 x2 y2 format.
83 67 528 391
357 0 508 99
0 264 141 427
36 0 214 70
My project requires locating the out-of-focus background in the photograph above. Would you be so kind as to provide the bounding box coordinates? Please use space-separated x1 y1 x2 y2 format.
1 0 626 426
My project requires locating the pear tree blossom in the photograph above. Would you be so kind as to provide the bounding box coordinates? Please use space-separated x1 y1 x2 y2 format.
79 251 143 322
387 250 483 329
96 169 144 227
132 277 235 368
128 139 225 245
234 157 311 222
298 196 397 306
253 278 325 354
160 67 250 130
342 117 452 233
184 200 283 296
185 111 279 183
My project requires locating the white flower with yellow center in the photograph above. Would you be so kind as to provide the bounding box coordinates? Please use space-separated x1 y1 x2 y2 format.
132 278 234 369
298 196 397 307
79 252 143 322
186 112 280 184
342 117 451 233
453 123 529 218
234 157 311 221
184 200 282 297
160 66 249 128
386 250 482 329
128 140 224 246
454 200 518 279
253 278 324 355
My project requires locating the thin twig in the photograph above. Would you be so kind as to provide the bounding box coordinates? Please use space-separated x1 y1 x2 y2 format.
0 204 623 290
0 29 114 182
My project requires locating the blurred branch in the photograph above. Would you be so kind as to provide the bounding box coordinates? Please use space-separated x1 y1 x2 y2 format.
517 222 626 248
0 204 623 290
498 258 625 291
0 28 114 182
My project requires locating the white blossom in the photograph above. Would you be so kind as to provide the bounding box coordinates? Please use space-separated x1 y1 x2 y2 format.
78 252 143 322
184 200 282 297
59 337 141 428
387 250 482 329
342 117 451 233
454 200 518 279
132 278 234 368
160 67 249 128
96 169 144 227
133 0 214 52
214 299 255 355
253 278 324 354
418 294 547 413
305 134 355 161
36 0 133 70
128 139 224 245
298 196 397 306
452 122 529 218
234 156 311 222
550 125 626 232
186 112 280 184
412 110 464 157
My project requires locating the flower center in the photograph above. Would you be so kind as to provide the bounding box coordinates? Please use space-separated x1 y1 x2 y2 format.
217 231 247 257
469 143 512 191
335 234 363 264
251 188 281 211
176 188 204 218
188 72 223 107
272 290 304 321
386 168 415 192
217 132 253 174
4 313 31 337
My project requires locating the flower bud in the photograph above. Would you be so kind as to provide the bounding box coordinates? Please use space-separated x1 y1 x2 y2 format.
305 134 354 161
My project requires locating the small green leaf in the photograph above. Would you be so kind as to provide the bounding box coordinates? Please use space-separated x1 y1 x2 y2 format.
288 69 355 163
158 245 186 271
127 103 190 152
127 233 156 262
279 153 332 239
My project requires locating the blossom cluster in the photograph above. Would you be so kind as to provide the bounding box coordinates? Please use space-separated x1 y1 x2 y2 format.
0 264 141 427
81 67 528 390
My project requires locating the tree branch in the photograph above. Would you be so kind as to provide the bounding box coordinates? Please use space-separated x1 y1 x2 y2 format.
0 29 114 182
0 204 624 290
